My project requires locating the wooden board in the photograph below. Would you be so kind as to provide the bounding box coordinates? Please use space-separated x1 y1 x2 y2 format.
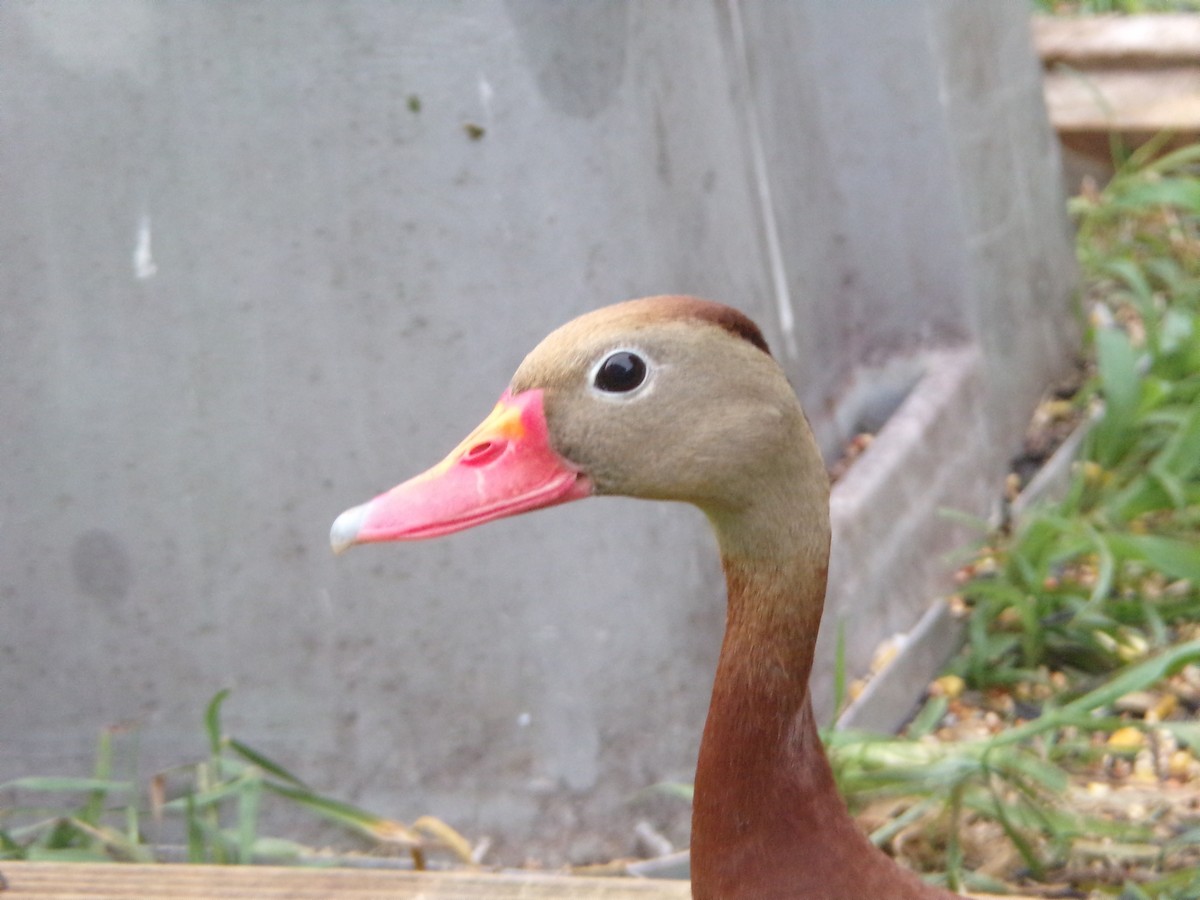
0 863 693 900
0 862 1039 899
1043 68 1200 159
1033 14 1200 68
1031 15 1200 164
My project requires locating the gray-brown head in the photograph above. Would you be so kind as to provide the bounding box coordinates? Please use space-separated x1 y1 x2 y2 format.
330 295 828 563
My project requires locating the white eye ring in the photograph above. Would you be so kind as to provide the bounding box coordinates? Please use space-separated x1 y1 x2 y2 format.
588 348 655 399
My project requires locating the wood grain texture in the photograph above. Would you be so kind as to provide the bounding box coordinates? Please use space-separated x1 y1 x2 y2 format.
1033 14 1200 68
0 862 1038 899
0 863 690 899
1032 16 1200 162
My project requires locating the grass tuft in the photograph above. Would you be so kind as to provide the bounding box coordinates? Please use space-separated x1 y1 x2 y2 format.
827 136 1200 897
0 691 474 869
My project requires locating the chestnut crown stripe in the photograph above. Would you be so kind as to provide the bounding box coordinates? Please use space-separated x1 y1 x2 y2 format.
643 295 773 357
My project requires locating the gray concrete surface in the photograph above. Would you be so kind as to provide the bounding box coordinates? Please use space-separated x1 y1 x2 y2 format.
1 1 1076 864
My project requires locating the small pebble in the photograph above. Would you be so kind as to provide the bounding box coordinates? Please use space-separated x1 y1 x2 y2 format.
1107 727 1144 750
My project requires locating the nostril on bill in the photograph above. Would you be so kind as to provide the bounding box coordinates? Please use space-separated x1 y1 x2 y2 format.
461 440 504 466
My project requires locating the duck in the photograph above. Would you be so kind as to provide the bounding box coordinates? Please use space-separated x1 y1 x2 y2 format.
331 295 960 899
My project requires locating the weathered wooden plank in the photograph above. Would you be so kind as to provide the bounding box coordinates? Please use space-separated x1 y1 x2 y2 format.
0 861 1043 899
1031 15 1200 165
1043 68 1200 160
1044 69 1200 134
0 862 693 900
1033 14 1200 68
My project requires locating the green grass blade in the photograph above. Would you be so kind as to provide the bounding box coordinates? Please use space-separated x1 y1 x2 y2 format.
1092 327 1142 467
235 774 261 864
0 777 132 794
986 782 1045 880
227 739 308 788
831 620 847 727
906 695 948 740
1082 524 1116 609
1159 721 1200 751
991 640 1200 747
81 728 115 826
1059 639 1200 716
63 817 154 863
184 794 207 863
262 782 417 846
1154 399 1200 481
1107 534 1200 583
1140 141 1200 177
205 689 231 757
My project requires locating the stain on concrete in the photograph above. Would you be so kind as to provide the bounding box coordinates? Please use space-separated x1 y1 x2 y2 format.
505 0 630 118
70 528 133 603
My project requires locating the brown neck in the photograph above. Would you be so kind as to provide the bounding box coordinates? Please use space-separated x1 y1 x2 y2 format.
689 527 954 899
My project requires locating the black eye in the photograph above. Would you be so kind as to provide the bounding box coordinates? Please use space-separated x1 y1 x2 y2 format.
594 351 647 393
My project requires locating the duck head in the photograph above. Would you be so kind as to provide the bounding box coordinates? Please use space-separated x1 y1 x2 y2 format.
331 295 825 556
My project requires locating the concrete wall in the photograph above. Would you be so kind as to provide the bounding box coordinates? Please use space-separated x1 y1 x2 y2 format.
1 0 1076 864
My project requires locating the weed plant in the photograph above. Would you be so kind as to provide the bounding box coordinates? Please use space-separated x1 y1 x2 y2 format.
828 140 1200 898
0 691 471 867
956 140 1200 693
